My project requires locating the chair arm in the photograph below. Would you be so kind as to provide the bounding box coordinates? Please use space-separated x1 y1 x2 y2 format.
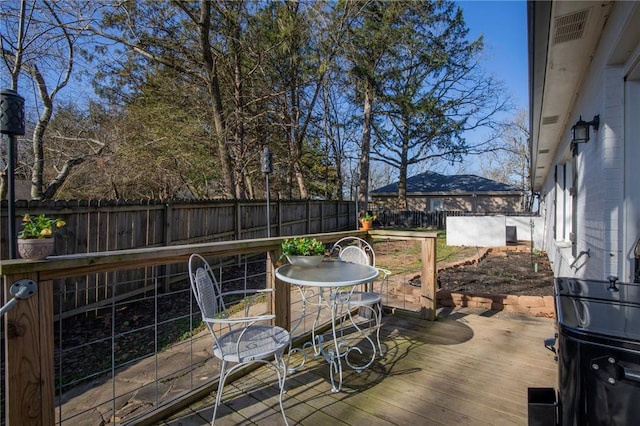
376 268 391 279
219 288 274 298
203 313 275 325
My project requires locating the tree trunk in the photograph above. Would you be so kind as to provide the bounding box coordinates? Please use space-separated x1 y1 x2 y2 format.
231 20 247 200
288 78 308 199
397 134 409 209
205 73 235 199
397 162 408 210
30 90 53 200
359 88 373 213
198 0 235 199
293 155 308 199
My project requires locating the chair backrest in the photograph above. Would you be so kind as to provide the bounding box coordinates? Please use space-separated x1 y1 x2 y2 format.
339 245 370 265
333 237 391 299
188 254 228 331
331 236 376 266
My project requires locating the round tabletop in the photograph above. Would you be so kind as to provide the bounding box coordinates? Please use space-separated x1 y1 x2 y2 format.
276 260 379 287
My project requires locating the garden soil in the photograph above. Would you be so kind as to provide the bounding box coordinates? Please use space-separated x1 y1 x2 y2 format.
375 241 555 297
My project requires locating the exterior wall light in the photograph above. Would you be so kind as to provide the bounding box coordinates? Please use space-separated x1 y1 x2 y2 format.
571 114 599 155
572 115 599 143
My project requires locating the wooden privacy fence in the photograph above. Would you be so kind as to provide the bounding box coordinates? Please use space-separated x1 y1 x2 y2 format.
0 199 356 314
374 209 535 230
0 199 356 256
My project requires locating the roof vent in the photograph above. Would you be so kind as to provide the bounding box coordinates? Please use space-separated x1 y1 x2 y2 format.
553 9 589 44
542 115 559 125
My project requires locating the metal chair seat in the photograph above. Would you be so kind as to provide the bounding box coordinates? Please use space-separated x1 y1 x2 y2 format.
214 324 290 363
340 290 381 307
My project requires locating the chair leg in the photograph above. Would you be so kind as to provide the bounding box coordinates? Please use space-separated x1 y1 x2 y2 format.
354 303 383 358
374 302 383 356
211 360 228 425
274 351 290 426
364 303 383 357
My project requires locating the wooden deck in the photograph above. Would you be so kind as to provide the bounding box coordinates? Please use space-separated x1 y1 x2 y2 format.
161 309 557 425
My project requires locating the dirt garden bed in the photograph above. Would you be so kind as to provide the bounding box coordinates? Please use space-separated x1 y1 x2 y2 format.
375 241 556 317
436 248 555 317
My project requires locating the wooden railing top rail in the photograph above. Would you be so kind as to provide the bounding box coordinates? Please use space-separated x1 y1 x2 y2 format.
0 230 438 278
0 230 366 278
368 229 439 239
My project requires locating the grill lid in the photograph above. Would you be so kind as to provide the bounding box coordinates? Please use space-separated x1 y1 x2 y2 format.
555 277 640 341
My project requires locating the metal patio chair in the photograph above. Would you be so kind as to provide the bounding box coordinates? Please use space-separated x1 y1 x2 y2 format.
330 237 391 357
188 253 291 425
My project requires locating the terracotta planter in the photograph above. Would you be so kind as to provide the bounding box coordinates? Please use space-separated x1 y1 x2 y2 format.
359 220 372 231
17 238 55 260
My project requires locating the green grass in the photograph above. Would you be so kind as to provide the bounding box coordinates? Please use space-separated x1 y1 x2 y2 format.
375 230 468 274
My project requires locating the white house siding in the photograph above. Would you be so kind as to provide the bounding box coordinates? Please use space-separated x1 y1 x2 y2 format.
540 2 639 282
624 72 640 283
447 216 543 248
601 66 625 281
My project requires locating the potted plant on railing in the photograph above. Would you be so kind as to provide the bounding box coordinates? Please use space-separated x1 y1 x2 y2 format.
281 237 326 267
17 214 66 260
359 213 376 231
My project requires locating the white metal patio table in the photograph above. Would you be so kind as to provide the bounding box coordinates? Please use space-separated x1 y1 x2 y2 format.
276 259 379 392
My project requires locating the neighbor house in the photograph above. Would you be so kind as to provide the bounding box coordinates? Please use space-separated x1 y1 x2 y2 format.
528 0 640 282
370 171 523 213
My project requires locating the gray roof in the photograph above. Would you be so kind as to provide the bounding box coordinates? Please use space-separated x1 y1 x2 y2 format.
371 171 521 194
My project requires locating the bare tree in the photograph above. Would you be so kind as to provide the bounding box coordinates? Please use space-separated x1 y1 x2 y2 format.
0 0 104 200
480 109 532 210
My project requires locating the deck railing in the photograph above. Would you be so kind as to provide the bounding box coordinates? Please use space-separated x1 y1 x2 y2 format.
1 229 437 425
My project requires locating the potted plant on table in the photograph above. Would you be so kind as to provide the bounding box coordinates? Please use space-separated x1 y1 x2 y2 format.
17 214 66 260
359 213 376 231
280 237 326 267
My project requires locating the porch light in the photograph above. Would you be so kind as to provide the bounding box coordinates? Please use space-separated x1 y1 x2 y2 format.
571 115 599 144
0 88 26 259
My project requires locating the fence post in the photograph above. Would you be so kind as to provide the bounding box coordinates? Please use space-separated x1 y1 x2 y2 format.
235 200 241 240
163 202 172 245
267 248 290 330
277 201 283 237
3 272 55 425
420 236 437 320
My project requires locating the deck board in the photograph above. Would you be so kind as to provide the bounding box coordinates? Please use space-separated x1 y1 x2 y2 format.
162 309 557 425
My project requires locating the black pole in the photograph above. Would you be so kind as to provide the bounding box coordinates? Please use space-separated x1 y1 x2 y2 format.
354 171 360 230
261 147 273 238
7 135 16 258
0 89 26 259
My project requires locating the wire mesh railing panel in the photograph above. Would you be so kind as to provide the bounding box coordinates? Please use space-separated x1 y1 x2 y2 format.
372 237 424 313
54 267 195 425
52 253 327 425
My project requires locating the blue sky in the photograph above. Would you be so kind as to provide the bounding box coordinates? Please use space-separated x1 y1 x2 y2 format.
422 0 528 176
458 0 529 110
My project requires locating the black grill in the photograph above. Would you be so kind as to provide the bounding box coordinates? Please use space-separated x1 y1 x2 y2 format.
530 277 640 425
